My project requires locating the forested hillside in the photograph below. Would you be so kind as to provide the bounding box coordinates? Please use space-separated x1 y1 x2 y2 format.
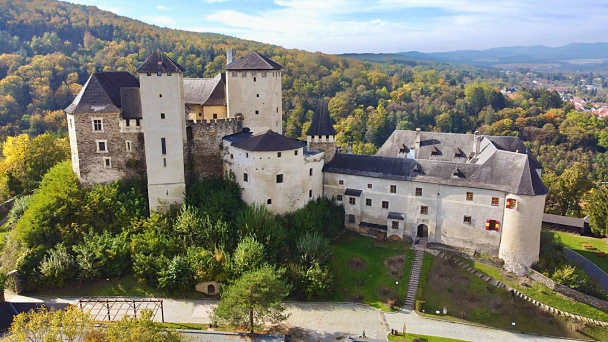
1 0 608 222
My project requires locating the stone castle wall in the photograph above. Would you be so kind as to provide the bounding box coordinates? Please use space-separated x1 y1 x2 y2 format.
185 117 243 181
309 141 337 162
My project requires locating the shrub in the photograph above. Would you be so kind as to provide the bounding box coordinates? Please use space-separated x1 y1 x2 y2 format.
157 255 195 292
295 232 331 266
236 205 286 261
7 195 31 225
289 197 345 239
232 236 265 277
414 300 425 311
132 254 168 286
185 178 244 225
73 231 130 280
38 244 75 288
188 247 230 283
14 245 46 291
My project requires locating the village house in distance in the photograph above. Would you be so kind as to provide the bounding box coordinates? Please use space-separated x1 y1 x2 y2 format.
64 49 548 275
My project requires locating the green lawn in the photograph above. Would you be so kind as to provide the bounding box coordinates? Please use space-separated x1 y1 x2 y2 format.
330 231 413 311
419 256 608 340
473 261 608 322
388 332 468 342
552 231 608 274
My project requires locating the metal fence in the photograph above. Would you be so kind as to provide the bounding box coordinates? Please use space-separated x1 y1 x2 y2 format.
78 298 164 322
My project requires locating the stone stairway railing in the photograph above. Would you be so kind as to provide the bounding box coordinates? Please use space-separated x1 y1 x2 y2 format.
437 251 608 327
404 249 425 308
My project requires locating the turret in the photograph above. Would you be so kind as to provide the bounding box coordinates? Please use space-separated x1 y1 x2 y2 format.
225 51 284 134
136 49 187 212
307 98 337 162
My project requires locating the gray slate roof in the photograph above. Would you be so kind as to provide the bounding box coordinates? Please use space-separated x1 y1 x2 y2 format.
136 49 185 74
345 188 362 197
388 212 404 220
183 74 226 106
307 98 337 136
225 51 283 71
64 72 141 119
230 130 306 152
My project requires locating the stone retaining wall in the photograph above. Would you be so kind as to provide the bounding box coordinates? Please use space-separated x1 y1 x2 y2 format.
529 269 608 312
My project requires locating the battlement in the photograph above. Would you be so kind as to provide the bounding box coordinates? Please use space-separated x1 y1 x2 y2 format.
187 116 243 129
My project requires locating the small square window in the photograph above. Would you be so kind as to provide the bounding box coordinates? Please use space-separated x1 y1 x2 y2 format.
276 174 283 183
420 206 428 215
147 72 152 76
294 150 298 156
232 72 238 77
213 114 218 119
382 201 389 209
337 195 343 201
159 94 162 98
167 72 171 76
309 168 313 176
92 119 103 132
492 197 499 206
348 214 355 223
349 197 356 205
464 216 472 224
390 185 397 193
157 71 162 76
103 157 111 168
415 188 422 196
255 110 259 114
244 173 248 182
96 140 107 152
161 113 165 119
466 192 474 201
256 94 259 97
267 199 272 205
506 198 517 209
366 198 372 206
367 184 372 189
278 152 282 158
339 180 344 185
392 221 399 229
309 189 312 198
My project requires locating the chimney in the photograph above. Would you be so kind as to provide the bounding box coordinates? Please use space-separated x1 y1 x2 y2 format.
227 48 233 65
473 130 481 156
414 128 421 158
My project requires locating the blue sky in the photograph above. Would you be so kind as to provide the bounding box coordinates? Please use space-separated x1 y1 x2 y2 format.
65 0 608 54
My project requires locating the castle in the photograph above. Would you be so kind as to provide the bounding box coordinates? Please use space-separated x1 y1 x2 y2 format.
65 49 548 275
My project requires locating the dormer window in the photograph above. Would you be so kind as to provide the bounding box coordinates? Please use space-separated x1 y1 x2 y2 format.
431 146 440 156
146 72 151 76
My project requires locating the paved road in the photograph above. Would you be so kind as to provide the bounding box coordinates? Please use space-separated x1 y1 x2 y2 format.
8 295 571 342
565 247 608 292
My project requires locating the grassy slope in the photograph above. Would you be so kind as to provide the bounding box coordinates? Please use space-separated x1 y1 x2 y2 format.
388 333 468 342
553 231 608 274
330 231 413 311
421 257 608 340
474 261 608 322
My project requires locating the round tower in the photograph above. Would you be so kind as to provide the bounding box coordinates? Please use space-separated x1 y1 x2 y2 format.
499 193 547 275
307 99 337 162
136 49 187 212
225 51 283 134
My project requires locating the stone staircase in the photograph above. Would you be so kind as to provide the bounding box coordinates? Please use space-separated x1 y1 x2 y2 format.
404 249 425 308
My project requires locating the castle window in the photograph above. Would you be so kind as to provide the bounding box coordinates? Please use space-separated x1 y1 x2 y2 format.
161 113 165 119
366 198 372 206
390 185 397 193
163 158 167 167
96 140 107 152
309 189 312 198
267 199 272 205
230 154 233 159
337 195 343 201
466 192 474 201
244 173 248 182
326 135 329 139
147 72 151 76
254 77 256 82
126 119 130 127
92 119 103 132
367 184 372 189
420 206 428 215
161 138 166 155
256 94 259 97
415 187 422 196
278 152 281 158
213 114 217 119
382 201 389 209
486 219 500 231
125 140 132 153
157 71 162 76
339 180 344 185
309 168 313 176
276 174 283 183
506 198 517 209
255 110 259 115
464 216 472 224
392 221 399 229
136 119 141 126
241 72 247 77
246 153 249 158
262 72 267 77
167 72 172 76
232 72 237 77
294 150 298 156
199 113 202 117
159 94 162 98
491 197 499 206
103 157 111 169
349 197 356 205
348 214 355 223
276 107 279 113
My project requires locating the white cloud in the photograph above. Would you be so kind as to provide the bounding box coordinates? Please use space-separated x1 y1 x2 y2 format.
156 4 170 11
143 15 176 26
205 0 229 3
